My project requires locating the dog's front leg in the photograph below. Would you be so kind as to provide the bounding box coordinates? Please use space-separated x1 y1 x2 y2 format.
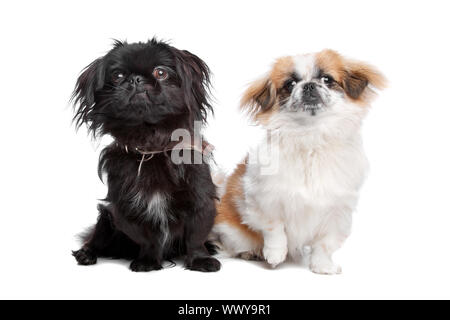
262 223 288 268
309 210 352 275
243 205 288 267
184 202 221 272
130 239 163 272
72 204 115 266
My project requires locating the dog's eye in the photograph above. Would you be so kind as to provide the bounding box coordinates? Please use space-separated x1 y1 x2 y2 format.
112 71 125 83
285 79 297 92
321 75 334 85
153 67 168 81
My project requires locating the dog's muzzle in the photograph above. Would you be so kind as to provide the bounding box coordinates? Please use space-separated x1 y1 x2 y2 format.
302 82 322 105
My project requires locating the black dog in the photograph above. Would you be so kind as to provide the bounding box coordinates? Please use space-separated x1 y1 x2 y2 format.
71 39 220 272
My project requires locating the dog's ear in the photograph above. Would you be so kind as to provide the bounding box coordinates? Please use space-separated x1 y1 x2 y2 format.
72 58 105 130
240 76 277 119
342 60 387 100
173 49 212 123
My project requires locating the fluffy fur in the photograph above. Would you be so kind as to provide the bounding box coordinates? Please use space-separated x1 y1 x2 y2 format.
211 50 386 274
72 39 220 272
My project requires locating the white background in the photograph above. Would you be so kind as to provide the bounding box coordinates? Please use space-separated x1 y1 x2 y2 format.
1 0 449 299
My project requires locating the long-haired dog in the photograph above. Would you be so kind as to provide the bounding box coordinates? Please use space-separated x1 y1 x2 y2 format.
211 50 386 274
71 39 220 272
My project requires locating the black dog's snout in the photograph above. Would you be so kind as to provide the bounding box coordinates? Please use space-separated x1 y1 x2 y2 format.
128 75 147 94
129 75 144 85
303 82 316 92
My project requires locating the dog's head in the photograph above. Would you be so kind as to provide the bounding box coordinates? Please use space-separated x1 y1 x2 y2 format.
241 50 386 127
72 39 212 143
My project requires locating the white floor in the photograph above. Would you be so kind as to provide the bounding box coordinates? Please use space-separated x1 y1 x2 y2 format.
2 203 448 300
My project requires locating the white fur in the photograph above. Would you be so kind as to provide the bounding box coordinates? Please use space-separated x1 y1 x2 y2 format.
212 223 261 258
131 191 171 246
293 54 317 80
214 55 371 274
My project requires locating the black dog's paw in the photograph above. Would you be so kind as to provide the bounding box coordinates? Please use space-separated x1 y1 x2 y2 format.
186 256 221 272
72 248 97 265
130 259 163 272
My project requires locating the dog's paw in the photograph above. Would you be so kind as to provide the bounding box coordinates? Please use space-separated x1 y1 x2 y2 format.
237 251 263 261
186 257 221 272
72 248 97 266
310 260 342 275
130 259 163 272
263 246 288 268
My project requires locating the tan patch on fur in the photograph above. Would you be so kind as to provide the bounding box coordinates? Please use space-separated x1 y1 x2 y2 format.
239 77 275 119
215 162 263 245
269 56 295 87
345 59 387 90
240 57 294 124
316 49 346 83
316 49 387 105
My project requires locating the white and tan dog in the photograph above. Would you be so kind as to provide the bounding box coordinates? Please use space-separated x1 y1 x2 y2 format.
212 50 386 274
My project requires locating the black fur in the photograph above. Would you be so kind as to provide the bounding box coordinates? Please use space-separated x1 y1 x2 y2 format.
71 39 220 272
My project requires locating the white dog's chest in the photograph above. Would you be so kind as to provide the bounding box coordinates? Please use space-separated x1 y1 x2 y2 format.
268 146 365 202
247 140 367 251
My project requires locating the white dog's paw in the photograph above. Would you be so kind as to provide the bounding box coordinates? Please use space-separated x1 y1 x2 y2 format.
310 261 342 275
310 253 342 275
263 246 288 268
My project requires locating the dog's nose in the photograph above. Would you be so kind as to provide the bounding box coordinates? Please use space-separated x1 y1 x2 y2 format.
303 82 316 92
302 82 321 105
129 75 144 85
